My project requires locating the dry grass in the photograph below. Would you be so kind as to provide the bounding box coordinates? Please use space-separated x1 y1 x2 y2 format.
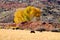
0 29 60 40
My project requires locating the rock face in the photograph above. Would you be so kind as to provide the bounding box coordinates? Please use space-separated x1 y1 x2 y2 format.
0 10 14 23
16 21 57 31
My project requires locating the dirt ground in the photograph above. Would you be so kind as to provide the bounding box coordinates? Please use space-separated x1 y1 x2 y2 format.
0 29 60 40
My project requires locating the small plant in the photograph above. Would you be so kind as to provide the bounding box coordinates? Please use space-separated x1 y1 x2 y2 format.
14 6 42 24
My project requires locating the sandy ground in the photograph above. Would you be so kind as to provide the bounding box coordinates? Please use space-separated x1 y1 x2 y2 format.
0 29 60 40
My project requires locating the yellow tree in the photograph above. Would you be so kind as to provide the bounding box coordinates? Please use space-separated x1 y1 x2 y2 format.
14 6 42 24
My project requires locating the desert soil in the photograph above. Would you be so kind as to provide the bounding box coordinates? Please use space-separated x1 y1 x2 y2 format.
0 29 60 40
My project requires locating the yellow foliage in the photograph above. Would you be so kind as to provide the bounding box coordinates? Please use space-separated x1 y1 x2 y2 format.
14 6 42 24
